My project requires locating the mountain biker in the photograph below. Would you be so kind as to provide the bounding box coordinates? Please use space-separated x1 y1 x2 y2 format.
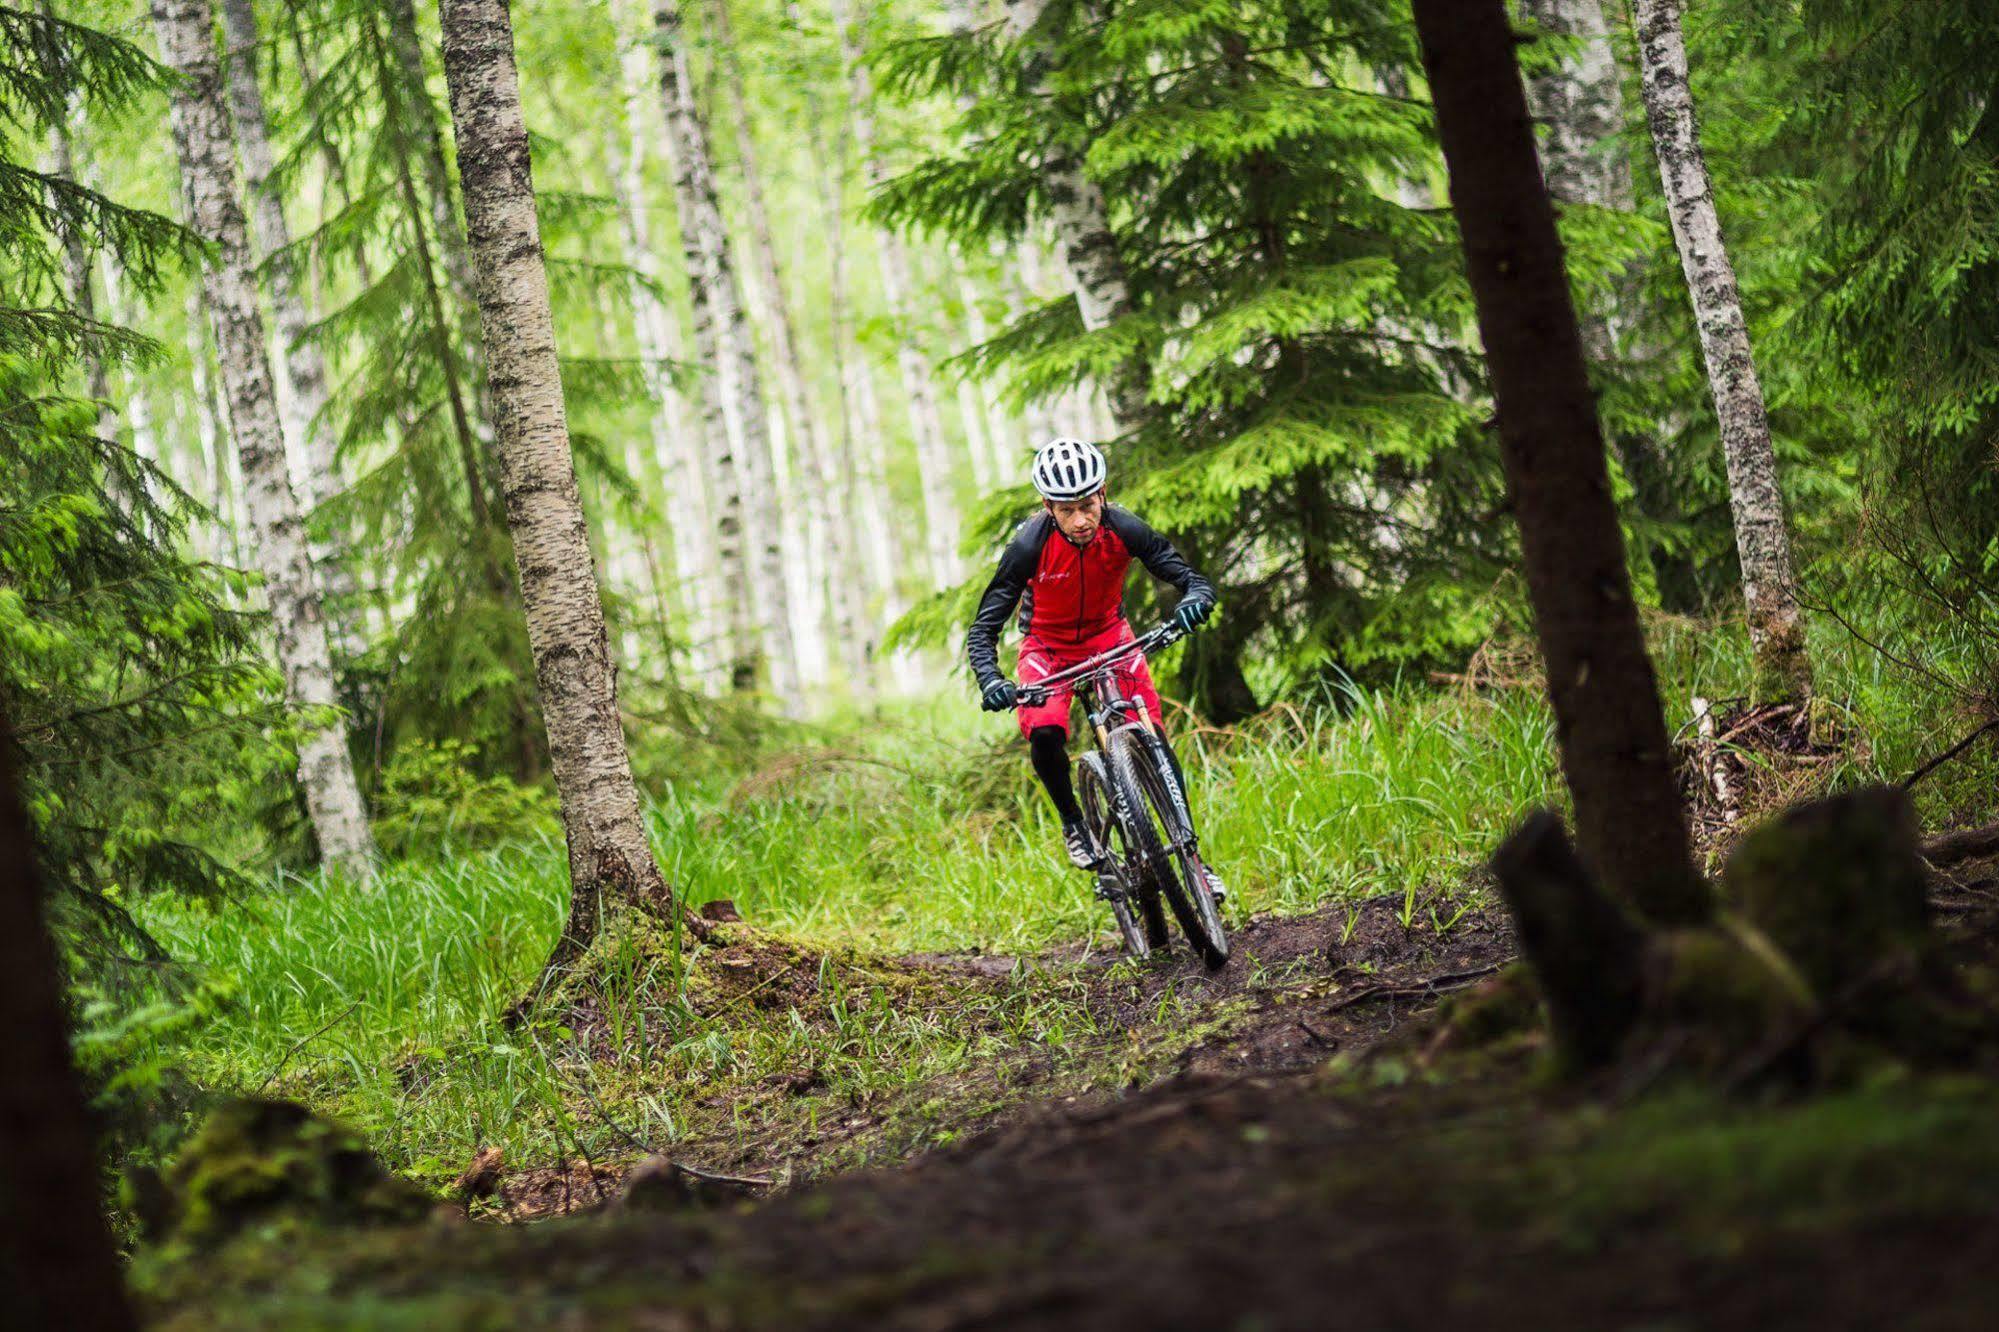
968 438 1222 898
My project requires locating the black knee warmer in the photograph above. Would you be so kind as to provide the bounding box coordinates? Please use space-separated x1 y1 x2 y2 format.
1028 726 1083 825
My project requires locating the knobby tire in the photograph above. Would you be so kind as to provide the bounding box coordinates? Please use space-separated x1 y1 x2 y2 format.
1076 753 1161 956
1107 728 1229 968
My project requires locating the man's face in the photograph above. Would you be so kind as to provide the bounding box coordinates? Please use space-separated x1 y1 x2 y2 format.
1047 491 1106 546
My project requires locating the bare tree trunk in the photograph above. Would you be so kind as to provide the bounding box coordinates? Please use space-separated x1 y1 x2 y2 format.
797 14 878 693
437 0 692 999
603 20 721 688
1000 0 1144 428
1631 0 1809 701
651 0 799 702
219 0 360 652
1412 0 1707 927
831 0 963 586
711 0 840 662
0 716 136 1332
153 0 376 877
646 0 759 693
1520 0 1634 211
185 289 234 566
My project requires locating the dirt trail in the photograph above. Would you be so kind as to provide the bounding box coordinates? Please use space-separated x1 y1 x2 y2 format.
152 884 1999 1329
491 896 1514 1219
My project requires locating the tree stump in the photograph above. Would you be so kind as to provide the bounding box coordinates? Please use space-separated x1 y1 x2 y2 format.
1490 811 1646 1069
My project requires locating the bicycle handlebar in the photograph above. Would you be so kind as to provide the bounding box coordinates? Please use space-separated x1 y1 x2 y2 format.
1011 621 1185 708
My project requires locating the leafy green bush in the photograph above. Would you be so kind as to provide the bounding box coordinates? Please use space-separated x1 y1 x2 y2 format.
371 740 558 859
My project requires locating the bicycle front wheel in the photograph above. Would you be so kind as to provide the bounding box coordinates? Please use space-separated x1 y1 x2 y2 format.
1108 729 1229 969
1076 752 1159 958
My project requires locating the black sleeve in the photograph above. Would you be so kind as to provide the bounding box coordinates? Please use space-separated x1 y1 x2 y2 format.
1105 507 1215 604
966 516 1049 687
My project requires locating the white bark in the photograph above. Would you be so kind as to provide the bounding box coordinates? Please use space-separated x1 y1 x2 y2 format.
152 0 376 875
184 289 231 565
832 0 963 586
1001 0 1145 428
219 0 360 653
1632 0 1809 697
607 0 722 689
437 0 682 983
712 0 839 679
1520 0 1634 212
1519 0 1636 363
652 0 799 702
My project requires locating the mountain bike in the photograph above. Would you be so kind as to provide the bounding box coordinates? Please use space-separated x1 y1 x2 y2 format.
1013 622 1230 968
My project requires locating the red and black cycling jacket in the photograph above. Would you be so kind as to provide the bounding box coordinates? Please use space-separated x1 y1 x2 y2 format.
966 506 1215 687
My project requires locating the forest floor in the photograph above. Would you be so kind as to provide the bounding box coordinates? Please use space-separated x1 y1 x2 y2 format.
139 870 1999 1330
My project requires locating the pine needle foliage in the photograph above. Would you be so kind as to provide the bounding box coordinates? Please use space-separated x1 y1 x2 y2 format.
873 0 1519 716
1 3 270 951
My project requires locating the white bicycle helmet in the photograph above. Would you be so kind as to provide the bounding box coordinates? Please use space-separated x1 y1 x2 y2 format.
1030 437 1108 502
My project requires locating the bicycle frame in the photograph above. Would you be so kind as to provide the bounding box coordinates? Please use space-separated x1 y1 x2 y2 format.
1017 622 1196 848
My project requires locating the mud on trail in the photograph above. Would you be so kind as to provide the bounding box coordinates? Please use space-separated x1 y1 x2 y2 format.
489 896 1516 1219
145 881 1999 1329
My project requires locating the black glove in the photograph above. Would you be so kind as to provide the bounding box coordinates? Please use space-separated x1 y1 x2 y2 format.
980 678 1019 712
1174 595 1216 634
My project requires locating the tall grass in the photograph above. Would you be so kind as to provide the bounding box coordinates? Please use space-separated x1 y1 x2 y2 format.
125 610 1999 1182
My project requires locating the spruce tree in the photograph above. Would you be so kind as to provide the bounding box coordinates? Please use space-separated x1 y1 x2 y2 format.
1 4 269 933
878 0 1521 716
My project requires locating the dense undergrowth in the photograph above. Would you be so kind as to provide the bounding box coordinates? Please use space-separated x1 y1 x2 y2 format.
88 616 1999 1203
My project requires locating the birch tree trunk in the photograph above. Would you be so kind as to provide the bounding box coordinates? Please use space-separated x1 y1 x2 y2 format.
1519 0 1633 212
652 0 799 701
185 289 234 566
153 0 376 876
219 0 335 503
437 0 691 999
0 715 136 1332
1631 0 1810 700
1413 0 1706 928
796 8 879 693
603 16 721 687
1000 0 1145 428
219 0 361 652
831 0 963 587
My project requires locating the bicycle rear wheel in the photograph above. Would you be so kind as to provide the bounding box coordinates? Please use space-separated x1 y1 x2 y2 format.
1076 753 1162 957
1109 728 1229 969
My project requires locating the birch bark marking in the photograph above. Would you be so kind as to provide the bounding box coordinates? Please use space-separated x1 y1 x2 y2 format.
219 0 360 652
436 0 687 996
831 0 964 586
152 0 376 876
1518 0 1633 211
650 0 762 692
602 38 720 688
1411 0 1707 928
1631 0 1810 700
654 0 800 702
1001 0 1145 428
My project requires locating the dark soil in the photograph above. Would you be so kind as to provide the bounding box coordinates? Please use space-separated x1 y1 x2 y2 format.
144 884 1999 1329
486 895 1512 1217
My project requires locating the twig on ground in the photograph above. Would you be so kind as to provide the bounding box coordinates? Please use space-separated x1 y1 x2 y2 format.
1323 963 1502 1014
1901 716 1999 791
257 1000 359 1094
